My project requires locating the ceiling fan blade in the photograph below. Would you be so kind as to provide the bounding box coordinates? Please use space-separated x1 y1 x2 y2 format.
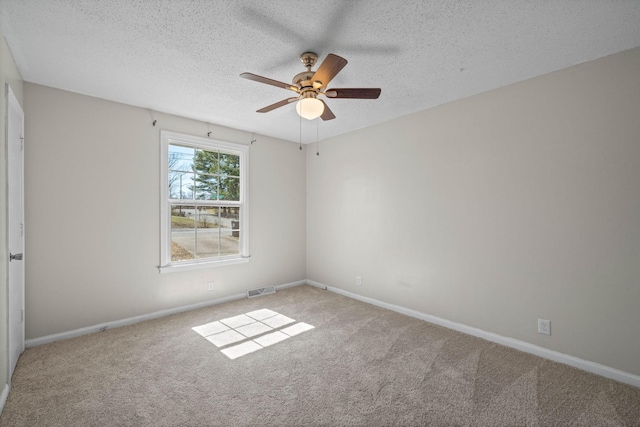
257 97 298 113
312 54 347 88
325 88 381 99
320 101 336 121
240 73 298 92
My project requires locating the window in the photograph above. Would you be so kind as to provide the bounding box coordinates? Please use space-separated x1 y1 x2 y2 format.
160 131 249 272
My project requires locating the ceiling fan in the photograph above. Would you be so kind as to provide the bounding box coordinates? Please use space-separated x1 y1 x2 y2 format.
240 52 381 121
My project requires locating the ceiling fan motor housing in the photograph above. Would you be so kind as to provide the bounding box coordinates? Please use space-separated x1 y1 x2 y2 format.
299 89 318 100
300 52 318 69
292 71 315 88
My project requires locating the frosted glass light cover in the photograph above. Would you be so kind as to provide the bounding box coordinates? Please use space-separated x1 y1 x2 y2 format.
296 97 324 120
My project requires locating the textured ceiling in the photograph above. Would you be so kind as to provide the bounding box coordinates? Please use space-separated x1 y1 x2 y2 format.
1 1 640 143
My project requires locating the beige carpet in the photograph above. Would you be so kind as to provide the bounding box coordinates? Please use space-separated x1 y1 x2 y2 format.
1 285 639 426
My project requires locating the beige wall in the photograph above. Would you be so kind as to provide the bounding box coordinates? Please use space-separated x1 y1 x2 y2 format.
24 83 306 339
307 47 640 375
16 43 640 379
0 34 23 389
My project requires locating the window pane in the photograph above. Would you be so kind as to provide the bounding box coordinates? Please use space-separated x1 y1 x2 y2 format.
194 174 219 200
231 209 240 238
220 153 240 177
221 208 240 256
194 149 219 174
169 145 194 172
170 205 238 261
195 207 219 259
197 227 220 259
196 206 219 229
169 170 194 199
171 205 196 261
220 176 240 201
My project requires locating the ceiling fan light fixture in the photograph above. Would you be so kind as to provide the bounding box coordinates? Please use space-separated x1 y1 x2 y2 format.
241 52 379 121
296 97 324 120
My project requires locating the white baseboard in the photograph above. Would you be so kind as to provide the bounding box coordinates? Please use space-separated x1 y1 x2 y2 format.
275 280 306 291
26 279 306 348
306 280 640 389
0 383 9 415
24 278 639 389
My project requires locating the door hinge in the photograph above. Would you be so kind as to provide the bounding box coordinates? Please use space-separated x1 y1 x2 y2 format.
21 309 24 322
20 222 24 237
20 137 24 151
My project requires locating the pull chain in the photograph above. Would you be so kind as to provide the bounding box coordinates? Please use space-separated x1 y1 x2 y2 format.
316 117 320 156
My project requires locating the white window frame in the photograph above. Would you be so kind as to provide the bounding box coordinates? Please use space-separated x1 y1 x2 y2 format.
159 131 249 273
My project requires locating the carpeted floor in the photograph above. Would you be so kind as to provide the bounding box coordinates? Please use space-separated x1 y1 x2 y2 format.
1 285 639 426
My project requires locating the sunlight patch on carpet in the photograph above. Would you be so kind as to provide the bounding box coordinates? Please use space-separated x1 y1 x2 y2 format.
192 309 315 359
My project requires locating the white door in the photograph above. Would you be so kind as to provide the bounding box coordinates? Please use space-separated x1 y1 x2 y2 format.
7 84 25 379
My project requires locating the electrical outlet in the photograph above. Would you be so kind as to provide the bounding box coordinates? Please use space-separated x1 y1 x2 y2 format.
207 281 215 291
356 276 362 286
538 318 551 335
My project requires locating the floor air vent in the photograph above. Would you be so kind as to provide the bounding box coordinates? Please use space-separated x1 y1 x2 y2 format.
247 285 276 298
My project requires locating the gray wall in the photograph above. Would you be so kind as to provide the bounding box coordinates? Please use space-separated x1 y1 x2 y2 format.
306 47 640 375
24 83 307 339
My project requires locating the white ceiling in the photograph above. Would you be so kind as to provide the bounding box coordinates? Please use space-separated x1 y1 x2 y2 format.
1 1 640 143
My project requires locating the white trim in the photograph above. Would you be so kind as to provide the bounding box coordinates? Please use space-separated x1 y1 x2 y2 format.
306 280 640 389
0 383 8 415
158 256 250 273
5 84 25 383
25 280 306 348
24 278 640 388
159 130 249 272
274 280 306 291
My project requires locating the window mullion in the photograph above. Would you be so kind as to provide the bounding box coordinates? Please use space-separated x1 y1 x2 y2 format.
194 208 198 259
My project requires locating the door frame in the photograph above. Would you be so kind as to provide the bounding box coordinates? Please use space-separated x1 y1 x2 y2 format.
6 84 25 380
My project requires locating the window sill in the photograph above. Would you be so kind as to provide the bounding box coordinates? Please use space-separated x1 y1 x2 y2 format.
158 256 250 273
